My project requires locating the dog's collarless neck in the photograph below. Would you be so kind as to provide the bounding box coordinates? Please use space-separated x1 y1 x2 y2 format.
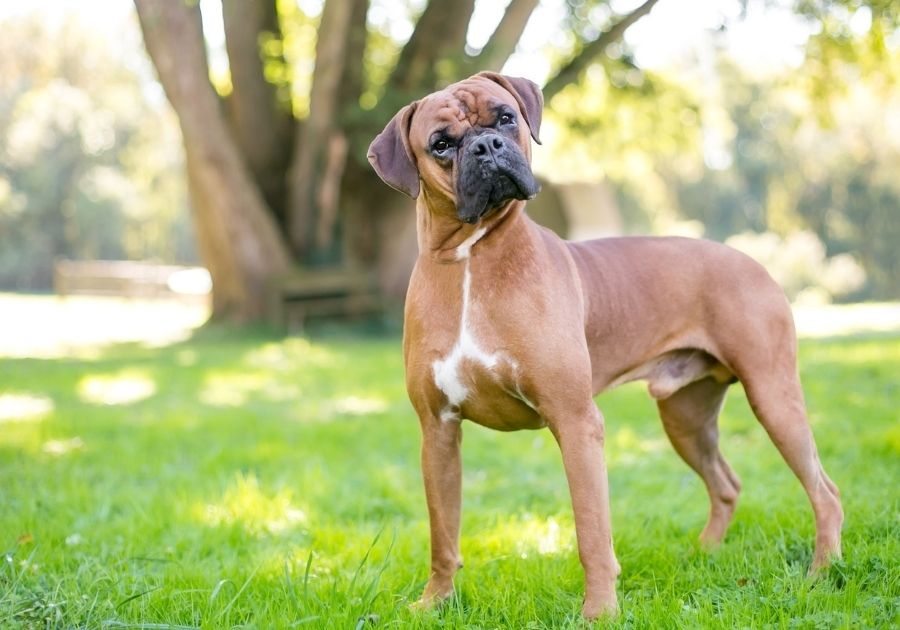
419 200 524 264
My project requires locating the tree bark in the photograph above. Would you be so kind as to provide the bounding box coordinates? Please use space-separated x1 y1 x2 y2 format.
542 0 661 101
287 0 356 260
471 0 540 72
387 0 477 96
338 0 370 116
135 0 291 322
222 0 294 224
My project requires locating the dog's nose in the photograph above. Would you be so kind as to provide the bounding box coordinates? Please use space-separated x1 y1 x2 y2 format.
471 134 506 161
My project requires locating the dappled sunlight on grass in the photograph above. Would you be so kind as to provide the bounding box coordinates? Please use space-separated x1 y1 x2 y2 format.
199 338 391 414
468 513 575 559
881 426 900 455
41 437 84 456
242 338 338 371
0 312 895 627
609 426 667 466
77 370 156 405
199 370 300 407
253 525 393 585
195 473 308 537
0 392 54 422
333 395 389 416
175 348 199 366
289 393 396 424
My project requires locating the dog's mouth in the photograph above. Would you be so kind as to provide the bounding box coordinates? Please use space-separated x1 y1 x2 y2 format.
456 165 541 224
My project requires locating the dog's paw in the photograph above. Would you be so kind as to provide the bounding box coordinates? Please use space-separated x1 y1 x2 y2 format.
809 548 843 578
582 601 618 620
582 590 618 620
410 582 454 613
408 598 436 613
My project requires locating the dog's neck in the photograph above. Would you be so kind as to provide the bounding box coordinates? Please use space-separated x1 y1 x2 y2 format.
416 195 526 264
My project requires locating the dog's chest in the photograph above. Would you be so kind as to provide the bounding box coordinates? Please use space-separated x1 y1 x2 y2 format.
425 261 542 430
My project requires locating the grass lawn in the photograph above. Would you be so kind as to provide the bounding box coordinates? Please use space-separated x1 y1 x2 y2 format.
1 304 898 628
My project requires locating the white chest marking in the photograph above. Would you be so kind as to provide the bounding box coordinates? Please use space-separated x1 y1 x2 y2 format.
455 227 487 260
432 261 502 420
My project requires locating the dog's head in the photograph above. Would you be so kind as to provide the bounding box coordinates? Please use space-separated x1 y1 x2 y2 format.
368 72 543 224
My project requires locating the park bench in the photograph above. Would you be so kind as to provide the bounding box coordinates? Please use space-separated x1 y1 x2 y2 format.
265 267 382 331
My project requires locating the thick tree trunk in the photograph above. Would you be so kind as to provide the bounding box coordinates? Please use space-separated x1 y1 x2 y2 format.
135 0 291 323
222 0 294 225
133 0 663 320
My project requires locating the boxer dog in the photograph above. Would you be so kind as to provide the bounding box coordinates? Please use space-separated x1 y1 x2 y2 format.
367 72 843 618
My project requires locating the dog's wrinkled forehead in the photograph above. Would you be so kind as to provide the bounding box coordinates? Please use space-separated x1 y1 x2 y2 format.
410 81 519 147
367 72 542 199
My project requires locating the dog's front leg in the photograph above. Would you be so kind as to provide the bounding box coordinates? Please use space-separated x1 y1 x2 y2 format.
549 405 620 619
414 414 463 609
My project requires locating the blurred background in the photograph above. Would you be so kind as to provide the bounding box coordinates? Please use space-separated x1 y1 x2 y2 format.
1 0 898 339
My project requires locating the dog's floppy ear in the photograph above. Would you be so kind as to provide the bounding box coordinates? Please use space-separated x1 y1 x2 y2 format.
477 72 543 145
367 102 420 198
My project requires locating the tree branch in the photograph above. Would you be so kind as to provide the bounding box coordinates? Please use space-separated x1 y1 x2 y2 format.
542 0 661 101
471 0 540 72
387 0 477 95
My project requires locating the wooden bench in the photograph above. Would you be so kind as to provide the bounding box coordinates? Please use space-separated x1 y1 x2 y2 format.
265 267 382 331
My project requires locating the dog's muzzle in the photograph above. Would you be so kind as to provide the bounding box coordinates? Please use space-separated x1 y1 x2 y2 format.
456 132 541 224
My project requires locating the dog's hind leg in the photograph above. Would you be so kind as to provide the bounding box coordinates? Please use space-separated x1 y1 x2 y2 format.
657 376 741 548
738 364 843 572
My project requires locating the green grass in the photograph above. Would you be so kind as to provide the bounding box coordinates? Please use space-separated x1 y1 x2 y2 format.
1 325 898 628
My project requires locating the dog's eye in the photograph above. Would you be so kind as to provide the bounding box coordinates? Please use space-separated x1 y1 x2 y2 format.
498 113 515 125
430 136 456 162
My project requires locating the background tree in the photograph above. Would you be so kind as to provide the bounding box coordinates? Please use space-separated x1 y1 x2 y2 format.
0 14 193 291
7 2 892 312
133 0 661 323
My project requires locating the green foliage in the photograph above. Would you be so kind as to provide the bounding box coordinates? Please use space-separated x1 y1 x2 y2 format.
543 18 900 299
539 63 702 233
681 54 900 300
277 0 321 118
1 323 897 627
795 0 900 115
0 14 194 291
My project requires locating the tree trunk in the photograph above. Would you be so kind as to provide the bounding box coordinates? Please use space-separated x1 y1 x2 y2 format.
287 0 357 261
135 0 291 323
387 0 476 97
133 0 663 321
338 0 370 115
222 0 294 225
